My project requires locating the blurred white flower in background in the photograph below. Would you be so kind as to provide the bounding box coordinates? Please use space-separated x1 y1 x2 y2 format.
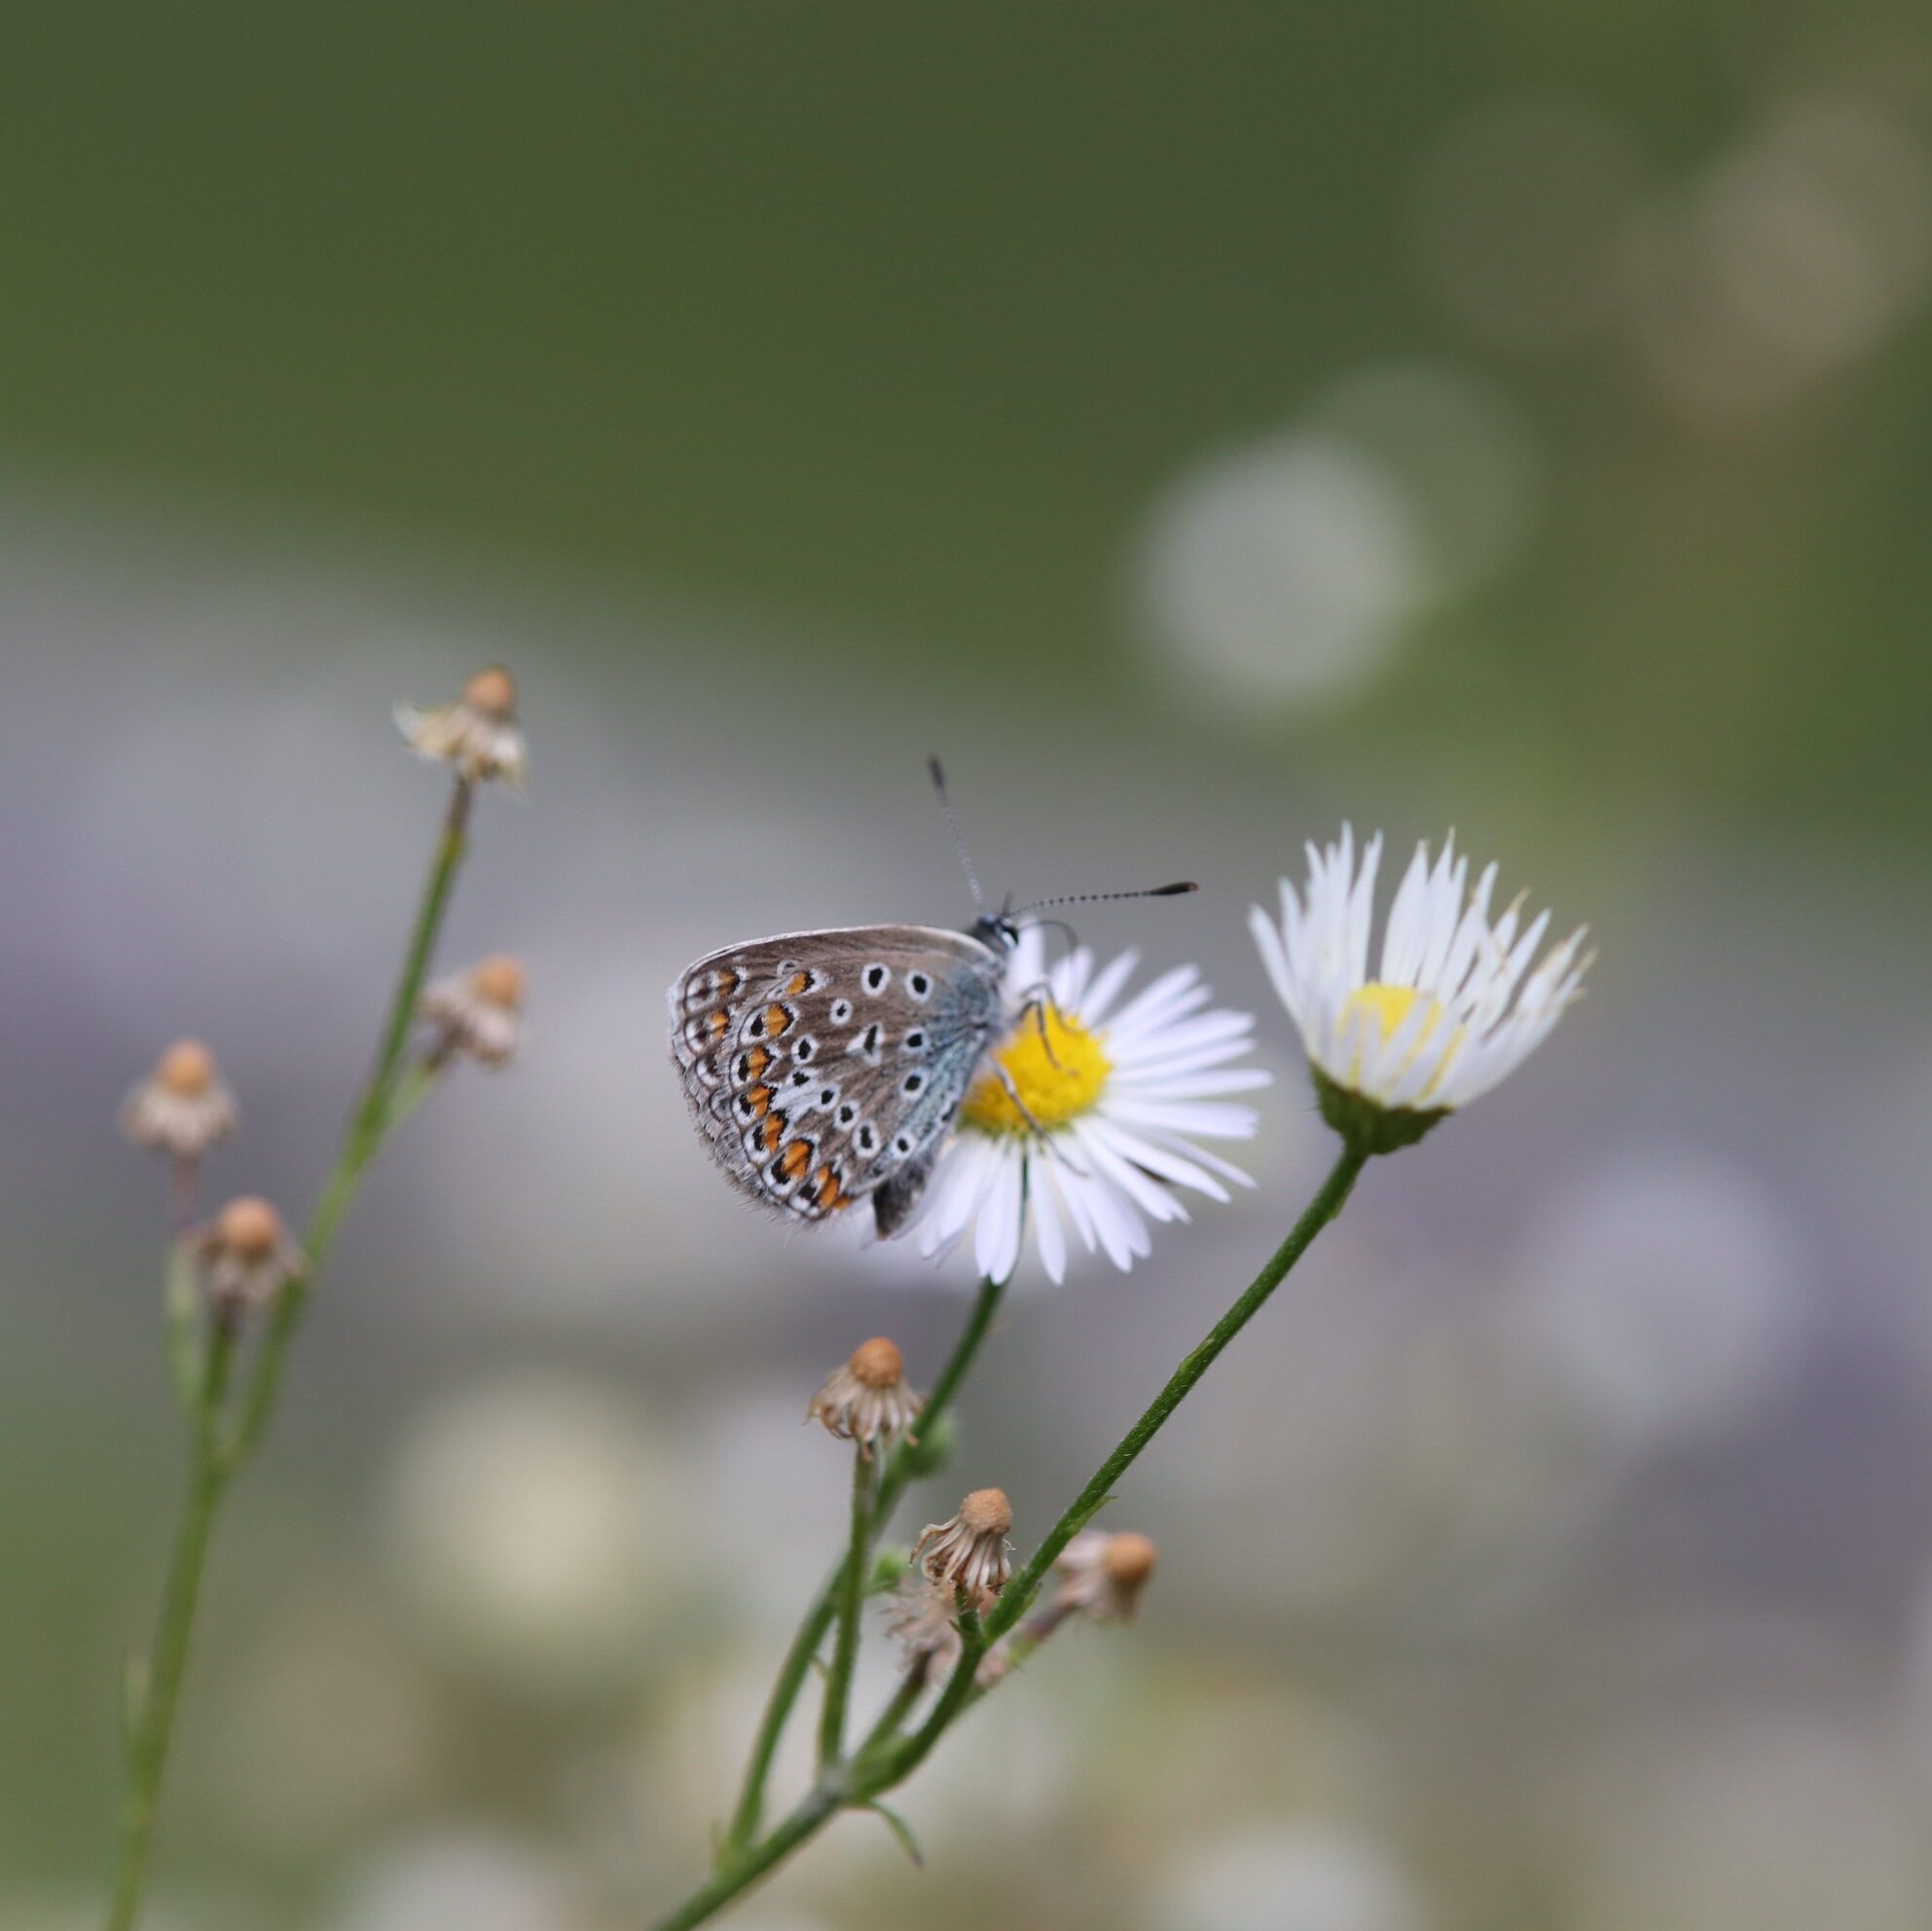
380 1374 681 1702
319 1832 591 1931
1136 360 1541 724
1151 1822 1428 1931
1620 94 1932 425
1511 1147 1811 1452
1137 431 1426 718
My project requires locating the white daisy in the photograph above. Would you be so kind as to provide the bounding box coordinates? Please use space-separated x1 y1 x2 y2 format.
915 927 1268 1285
1250 825 1591 1153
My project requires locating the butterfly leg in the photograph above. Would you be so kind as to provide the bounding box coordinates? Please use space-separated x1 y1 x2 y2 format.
1013 983 1067 1070
992 1059 1050 1138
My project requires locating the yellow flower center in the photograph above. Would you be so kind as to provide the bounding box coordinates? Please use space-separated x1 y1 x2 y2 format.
1341 982 1464 1097
961 1007 1112 1136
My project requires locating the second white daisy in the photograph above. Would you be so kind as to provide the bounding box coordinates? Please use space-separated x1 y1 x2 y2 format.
915 927 1267 1285
1250 825 1590 1153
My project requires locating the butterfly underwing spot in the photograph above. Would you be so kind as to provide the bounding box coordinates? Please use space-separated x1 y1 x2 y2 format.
670 923 1010 1231
901 1072 927 1097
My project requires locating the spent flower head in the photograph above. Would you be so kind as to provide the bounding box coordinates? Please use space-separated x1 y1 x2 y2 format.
420 954 527 1066
807 1336 925 1458
120 1038 238 1159
197 1195 305 1319
912 1486 1013 1597
395 665 528 787
1053 1528 1159 1623
916 928 1267 1284
1251 826 1591 1155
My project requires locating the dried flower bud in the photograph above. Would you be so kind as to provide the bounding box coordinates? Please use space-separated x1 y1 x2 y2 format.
912 1486 1013 1596
807 1336 925 1457
1052 1529 1159 1623
420 954 527 1066
120 1038 238 1158
395 665 528 786
882 1573 1000 1678
198 1194 305 1318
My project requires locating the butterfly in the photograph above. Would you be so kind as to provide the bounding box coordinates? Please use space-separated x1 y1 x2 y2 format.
668 763 1195 1239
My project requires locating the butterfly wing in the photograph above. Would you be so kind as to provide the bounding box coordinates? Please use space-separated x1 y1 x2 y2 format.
669 925 1006 1231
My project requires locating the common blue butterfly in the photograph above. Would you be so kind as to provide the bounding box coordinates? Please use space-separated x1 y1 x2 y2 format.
668 764 1194 1237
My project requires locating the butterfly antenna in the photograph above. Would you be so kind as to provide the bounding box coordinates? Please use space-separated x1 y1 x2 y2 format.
928 756 984 912
1010 881 1198 919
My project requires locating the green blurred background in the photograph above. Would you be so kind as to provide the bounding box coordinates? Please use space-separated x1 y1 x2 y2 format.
7 6 1932 1927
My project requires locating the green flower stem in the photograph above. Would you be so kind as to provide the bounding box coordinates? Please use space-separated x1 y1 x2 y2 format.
817 1448 874 1765
225 776 472 1470
982 1143 1366 1644
719 1271 1006 1855
104 1319 237 1931
652 1786 843 1931
101 776 477 1931
655 1148 1367 1929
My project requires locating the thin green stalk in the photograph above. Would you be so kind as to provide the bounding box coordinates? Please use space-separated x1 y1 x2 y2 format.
226 777 472 1469
984 1143 1365 1643
101 776 476 1931
654 1148 1368 1929
653 1787 842 1931
104 1321 237 1931
719 1271 1006 1853
817 1449 874 1765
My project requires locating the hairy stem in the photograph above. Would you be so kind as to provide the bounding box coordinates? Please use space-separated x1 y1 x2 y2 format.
655 1148 1367 1929
226 777 471 1469
719 1271 1006 1853
101 775 475 1931
817 1449 874 1765
103 1321 237 1931
984 1144 1365 1642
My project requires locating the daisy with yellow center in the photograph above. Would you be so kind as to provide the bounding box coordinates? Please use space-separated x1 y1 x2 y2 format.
916 926 1267 1283
1250 826 1591 1153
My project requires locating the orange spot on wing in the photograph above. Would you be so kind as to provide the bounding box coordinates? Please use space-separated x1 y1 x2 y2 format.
764 1003 792 1038
814 1164 838 1207
761 1113 785 1153
744 1045 771 1080
747 1084 773 1118
716 969 740 996
781 1139 811 1181
708 1009 728 1038
784 970 811 997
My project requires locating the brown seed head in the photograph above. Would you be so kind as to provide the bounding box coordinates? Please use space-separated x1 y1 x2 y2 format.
215 1195 283 1260
156 1038 216 1097
959 1487 1012 1538
848 1336 903 1389
470 954 528 1008
462 665 518 720
1103 1531 1158 1587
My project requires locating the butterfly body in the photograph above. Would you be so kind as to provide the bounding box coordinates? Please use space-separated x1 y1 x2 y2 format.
669 920 1016 1234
